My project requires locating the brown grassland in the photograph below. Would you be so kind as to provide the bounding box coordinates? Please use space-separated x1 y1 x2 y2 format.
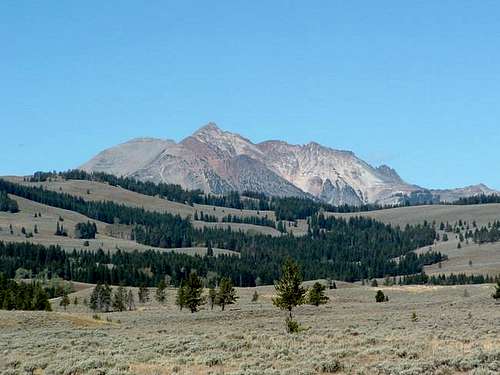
1 282 499 374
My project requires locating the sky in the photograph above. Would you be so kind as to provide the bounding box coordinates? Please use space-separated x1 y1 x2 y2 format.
1 1 499 189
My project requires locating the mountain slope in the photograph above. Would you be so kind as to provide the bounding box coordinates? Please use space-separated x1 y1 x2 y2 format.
81 123 497 205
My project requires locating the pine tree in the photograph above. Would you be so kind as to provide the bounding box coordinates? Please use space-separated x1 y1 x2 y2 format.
273 258 306 320
127 289 135 311
183 272 205 313
208 286 217 310
155 279 167 304
113 285 127 312
493 281 500 300
89 283 101 311
33 285 51 311
138 285 150 303
308 282 329 306
59 292 70 311
89 282 112 312
206 241 214 257
216 277 238 311
251 290 259 303
101 283 112 312
176 281 186 311
375 290 386 303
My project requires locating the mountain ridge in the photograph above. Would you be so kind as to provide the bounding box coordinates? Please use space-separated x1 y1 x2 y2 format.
81 123 497 205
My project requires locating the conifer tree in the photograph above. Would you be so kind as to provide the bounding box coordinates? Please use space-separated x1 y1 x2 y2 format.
33 285 51 311
206 241 214 257
127 289 135 311
308 282 329 306
138 285 150 303
183 272 205 313
176 281 187 311
375 290 386 303
493 281 500 300
155 279 167 304
59 291 70 311
273 258 306 320
113 285 127 312
251 290 259 303
89 282 112 312
208 286 217 310
216 277 238 311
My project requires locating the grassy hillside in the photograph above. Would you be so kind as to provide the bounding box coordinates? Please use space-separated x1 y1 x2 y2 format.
330 203 500 227
4 176 284 236
0 193 237 256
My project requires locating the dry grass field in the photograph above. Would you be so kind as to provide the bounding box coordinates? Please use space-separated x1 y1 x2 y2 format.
1 283 499 375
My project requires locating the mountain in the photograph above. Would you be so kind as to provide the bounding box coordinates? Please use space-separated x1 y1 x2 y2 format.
81 123 498 205
430 184 499 203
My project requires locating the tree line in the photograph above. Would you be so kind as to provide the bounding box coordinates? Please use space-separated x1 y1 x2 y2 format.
0 178 193 249
398 272 500 285
454 194 500 205
0 236 446 288
0 190 19 213
1 178 443 282
0 273 51 311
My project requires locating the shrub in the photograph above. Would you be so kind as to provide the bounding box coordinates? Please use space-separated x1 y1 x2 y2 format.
375 290 386 303
251 290 259 303
285 317 301 333
411 312 418 322
316 359 342 373
493 281 500 300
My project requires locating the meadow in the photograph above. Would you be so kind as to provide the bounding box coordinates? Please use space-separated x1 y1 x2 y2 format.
1 282 499 375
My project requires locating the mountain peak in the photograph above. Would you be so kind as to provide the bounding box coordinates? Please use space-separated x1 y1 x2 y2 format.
194 122 222 135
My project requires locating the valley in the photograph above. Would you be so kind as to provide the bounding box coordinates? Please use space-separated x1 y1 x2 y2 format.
1 171 499 375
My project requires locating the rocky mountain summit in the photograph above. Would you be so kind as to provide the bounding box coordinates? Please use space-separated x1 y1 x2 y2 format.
81 123 497 205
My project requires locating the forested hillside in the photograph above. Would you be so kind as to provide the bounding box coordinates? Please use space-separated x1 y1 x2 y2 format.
0 174 446 285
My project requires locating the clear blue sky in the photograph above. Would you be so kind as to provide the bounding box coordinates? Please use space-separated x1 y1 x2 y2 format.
1 1 499 189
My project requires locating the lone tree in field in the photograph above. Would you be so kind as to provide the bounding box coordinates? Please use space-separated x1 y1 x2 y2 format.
59 291 70 311
308 282 329 306
493 281 500 300
155 279 167 304
251 290 259 303
273 258 306 320
375 290 387 303
183 272 205 313
216 277 238 311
